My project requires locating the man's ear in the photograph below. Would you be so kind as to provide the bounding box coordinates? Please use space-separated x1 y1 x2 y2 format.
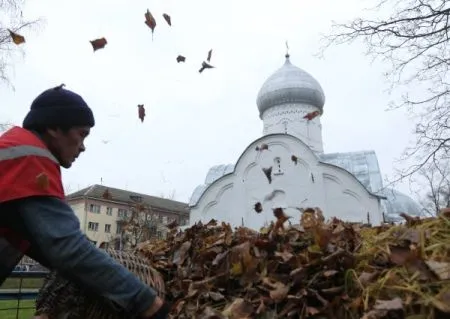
45 127 59 138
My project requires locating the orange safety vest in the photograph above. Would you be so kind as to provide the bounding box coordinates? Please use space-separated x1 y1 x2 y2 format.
0 126 65 254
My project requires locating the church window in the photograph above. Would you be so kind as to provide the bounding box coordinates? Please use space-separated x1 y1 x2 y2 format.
283 121 288 133
273 157 283 175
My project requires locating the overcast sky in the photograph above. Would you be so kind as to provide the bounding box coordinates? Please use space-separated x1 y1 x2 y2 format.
1 0 418 203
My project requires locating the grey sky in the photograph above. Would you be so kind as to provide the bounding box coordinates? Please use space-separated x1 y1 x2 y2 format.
1 0 418 203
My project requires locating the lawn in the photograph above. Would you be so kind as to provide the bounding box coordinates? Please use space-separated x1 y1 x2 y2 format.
0 277 43 318
0 300 36 319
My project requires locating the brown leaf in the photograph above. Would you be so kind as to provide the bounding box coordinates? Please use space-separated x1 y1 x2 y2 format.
36 172 49 191
291 155 298 164
8 29 25 45
145 9 156 31
221 298 254 318
269 282 289 302
90 37 107 51
172 241 191 266
389 245 415 265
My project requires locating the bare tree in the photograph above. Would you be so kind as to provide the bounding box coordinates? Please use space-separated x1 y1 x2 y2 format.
0 0 42 86
320 0 450 186
415 160 450 215
115 197 164 249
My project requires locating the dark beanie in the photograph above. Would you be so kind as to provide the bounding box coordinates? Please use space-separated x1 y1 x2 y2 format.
22 84 95 130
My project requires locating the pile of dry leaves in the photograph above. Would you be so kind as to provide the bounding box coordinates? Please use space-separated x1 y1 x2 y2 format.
136 208 450 319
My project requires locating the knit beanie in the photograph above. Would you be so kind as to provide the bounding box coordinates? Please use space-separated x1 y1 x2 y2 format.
22 84 95 130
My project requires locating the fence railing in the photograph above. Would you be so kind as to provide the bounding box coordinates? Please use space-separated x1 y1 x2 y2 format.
0 271 48 318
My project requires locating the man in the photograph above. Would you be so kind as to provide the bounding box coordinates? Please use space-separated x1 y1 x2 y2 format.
0 84 170 318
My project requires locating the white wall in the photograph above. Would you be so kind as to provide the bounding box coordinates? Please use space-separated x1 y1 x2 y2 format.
262 103 324 154
190 134 384 230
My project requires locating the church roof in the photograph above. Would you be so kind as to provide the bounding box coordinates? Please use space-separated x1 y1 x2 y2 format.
256 55 325 118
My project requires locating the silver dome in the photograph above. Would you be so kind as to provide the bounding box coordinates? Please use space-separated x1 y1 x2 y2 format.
256 55 325 118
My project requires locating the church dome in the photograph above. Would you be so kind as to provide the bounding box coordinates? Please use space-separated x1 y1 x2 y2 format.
256 55 325 118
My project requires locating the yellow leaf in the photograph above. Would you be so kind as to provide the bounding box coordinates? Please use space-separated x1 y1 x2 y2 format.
230 262 243 276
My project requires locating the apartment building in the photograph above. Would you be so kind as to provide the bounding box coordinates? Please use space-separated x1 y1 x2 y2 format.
67 184 190 248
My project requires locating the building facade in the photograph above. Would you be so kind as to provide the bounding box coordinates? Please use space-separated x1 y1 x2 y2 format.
67 184 189 248
189 53 423 230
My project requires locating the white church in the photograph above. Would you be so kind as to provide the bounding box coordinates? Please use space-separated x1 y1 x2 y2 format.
188 53 423 230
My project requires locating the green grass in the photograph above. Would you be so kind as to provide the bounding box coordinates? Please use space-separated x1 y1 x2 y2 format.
1 278 44 289
0 278 43 318
0 300 35 319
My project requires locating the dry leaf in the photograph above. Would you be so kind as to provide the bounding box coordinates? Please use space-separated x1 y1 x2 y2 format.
36 172 49 191
8 29 25 45
90 37 107 51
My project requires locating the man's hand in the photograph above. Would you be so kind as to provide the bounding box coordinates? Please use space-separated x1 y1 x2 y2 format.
141 296 165 318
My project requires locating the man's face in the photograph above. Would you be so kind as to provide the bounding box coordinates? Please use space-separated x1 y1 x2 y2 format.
47 126 90 168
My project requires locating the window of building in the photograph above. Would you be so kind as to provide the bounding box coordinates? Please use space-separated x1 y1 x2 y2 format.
118 209 128 218
273 157 284 175
106 207 113 216
116 223 122 234
105 224 111 233
149 226 157 236
88 222 99 231
157 231 162 239
89 204 101 213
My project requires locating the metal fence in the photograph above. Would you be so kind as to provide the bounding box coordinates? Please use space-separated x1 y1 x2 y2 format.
0 271 48 318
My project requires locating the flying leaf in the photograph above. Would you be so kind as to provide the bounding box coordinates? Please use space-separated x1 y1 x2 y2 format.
36 172 49 191
291 155 298 164
137 104 146 122
255 143 269 151
199 61 214 73
207 49 213 62
199 49 215 73
144 9 156 40
162 13 171 26
176 55 186 63
90 37 107 51
303 110 320 121
8 29 25 45
262 167 272 183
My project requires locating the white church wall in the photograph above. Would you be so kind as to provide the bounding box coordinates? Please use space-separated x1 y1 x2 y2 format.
262 103 324 154
190 135 330 230
320 164 383 225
